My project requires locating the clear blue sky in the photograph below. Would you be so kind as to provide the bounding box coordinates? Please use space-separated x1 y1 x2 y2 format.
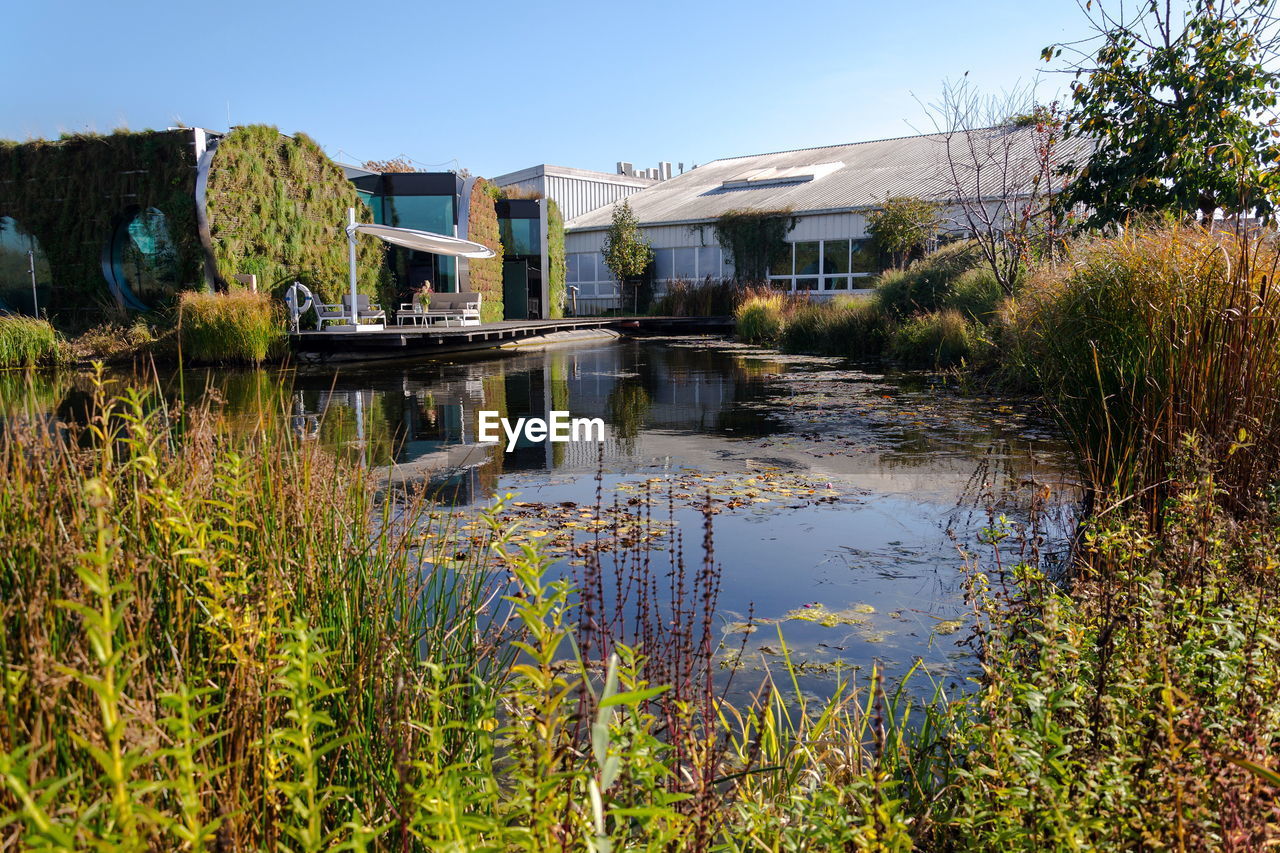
3 0 1088 178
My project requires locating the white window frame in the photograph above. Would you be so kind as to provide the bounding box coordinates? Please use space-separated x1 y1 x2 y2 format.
766 238 875 293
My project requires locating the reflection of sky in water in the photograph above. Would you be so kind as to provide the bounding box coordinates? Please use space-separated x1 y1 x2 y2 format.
4 339 1078 697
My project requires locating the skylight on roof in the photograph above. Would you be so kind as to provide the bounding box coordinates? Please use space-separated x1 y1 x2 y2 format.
720 161 843 190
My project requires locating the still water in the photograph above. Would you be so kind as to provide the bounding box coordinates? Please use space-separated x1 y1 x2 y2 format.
4 337 1077 697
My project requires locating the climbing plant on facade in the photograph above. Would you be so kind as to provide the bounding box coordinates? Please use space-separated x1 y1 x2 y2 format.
711 209 798 282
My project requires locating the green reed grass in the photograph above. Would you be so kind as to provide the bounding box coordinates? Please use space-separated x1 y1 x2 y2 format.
1007 225 1280 519
0 314 59 367
178 290 285 365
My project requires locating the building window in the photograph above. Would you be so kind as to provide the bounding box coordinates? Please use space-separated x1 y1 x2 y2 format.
767 238 873 293
103 207 179 311
651 246 727 282
499 217 540 255
0 217 52 316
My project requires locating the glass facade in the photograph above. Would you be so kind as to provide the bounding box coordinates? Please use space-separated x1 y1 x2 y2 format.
0 217 52 316
650 246 727 282
104 207 179 310
499 217 540 256
767 238 876 293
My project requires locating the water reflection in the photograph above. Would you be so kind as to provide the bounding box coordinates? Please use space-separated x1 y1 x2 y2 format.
1 339 1077 695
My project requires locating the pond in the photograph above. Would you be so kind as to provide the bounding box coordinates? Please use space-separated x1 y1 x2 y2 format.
1 337 1078 699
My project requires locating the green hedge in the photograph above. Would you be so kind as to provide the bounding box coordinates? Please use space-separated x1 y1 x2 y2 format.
205 125 382 304
546 199 566 318
466 178 504 323
0 130 202 315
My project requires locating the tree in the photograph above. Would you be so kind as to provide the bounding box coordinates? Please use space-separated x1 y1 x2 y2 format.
601 201 654 312
866 197 941 269
925 80 1070 295
1045 0 1280 226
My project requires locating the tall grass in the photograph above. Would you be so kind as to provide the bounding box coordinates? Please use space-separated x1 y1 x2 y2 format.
1006 226 1280 518
651 277 747 317
0 314 60 367
734 292 790 344
780 298 889 358
178 290 284 365
887 308 988 368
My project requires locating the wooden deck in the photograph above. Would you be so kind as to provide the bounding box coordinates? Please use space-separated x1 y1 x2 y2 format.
290 316 733 362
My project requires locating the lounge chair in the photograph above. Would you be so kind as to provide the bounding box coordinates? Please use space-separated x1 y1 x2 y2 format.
341 293 386 323
397 291 482 327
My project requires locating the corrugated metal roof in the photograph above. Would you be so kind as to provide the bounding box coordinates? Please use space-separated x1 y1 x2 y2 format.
566 127 1091 231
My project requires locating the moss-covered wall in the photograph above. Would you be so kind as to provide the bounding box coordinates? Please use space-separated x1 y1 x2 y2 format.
466 178 504 323
205 126 381 303
546 198 566 319
0 130 202 317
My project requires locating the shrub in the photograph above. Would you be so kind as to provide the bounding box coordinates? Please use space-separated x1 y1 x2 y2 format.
735 293 788 344
781 299 889 358
178 290 284 365
888 309 986 368
0 314 60 367
874 240 983 318
653 278 747 317
947 266 1004 321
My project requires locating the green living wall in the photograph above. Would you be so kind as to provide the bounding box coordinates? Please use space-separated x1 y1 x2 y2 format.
0 130 203 319
467 178 504 323
205 125 381 303
547 198 566 318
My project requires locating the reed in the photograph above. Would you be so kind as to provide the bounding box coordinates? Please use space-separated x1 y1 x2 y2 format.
0 314 59 367
1007 225 1280 519
178 290 284 365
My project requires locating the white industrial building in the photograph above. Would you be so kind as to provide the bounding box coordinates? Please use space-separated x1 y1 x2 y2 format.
490 164 658 221
562 127 1084 311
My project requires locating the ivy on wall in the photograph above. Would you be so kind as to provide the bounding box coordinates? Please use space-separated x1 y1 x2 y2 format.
205 125 382 303
466 178 504 323
711 208 799 282
0 130 202 320
546 198 566 319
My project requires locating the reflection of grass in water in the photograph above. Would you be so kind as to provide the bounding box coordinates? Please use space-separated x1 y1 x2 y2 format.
0 369 69 417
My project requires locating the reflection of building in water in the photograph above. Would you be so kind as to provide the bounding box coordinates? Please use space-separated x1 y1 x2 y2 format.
286 342 782 500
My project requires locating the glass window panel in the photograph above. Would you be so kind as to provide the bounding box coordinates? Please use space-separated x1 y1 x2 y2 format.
386 195 454 234
770 244 793 277
850 239 880 274
822 239 850 275
794 242 820 276
566 254 580 284
0 216 52 316
823 276 849 290
795 277 819 291
673 247 696 279
654 248 674 281
499 218 539 255
697 247 719 279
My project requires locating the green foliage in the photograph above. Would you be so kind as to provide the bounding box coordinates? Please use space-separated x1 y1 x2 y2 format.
1004 225 1280 516
0 315 60 367
1047 0 1280 225
601 201 653 303
206 125 382 304
887 309 987 368
873 240 984 318
711 209 799 281
547 198 566 319
781 299 890 359
0 130 202 315
866 197 941 269
735 293 788 344
178 290 284 365
466 177 505 323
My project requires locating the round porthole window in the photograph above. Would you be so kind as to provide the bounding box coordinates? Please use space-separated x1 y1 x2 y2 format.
102 207 179 310
0 216 52 315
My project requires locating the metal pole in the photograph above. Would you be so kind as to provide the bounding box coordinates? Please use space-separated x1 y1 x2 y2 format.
27 250 38 316
347 207 358 328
